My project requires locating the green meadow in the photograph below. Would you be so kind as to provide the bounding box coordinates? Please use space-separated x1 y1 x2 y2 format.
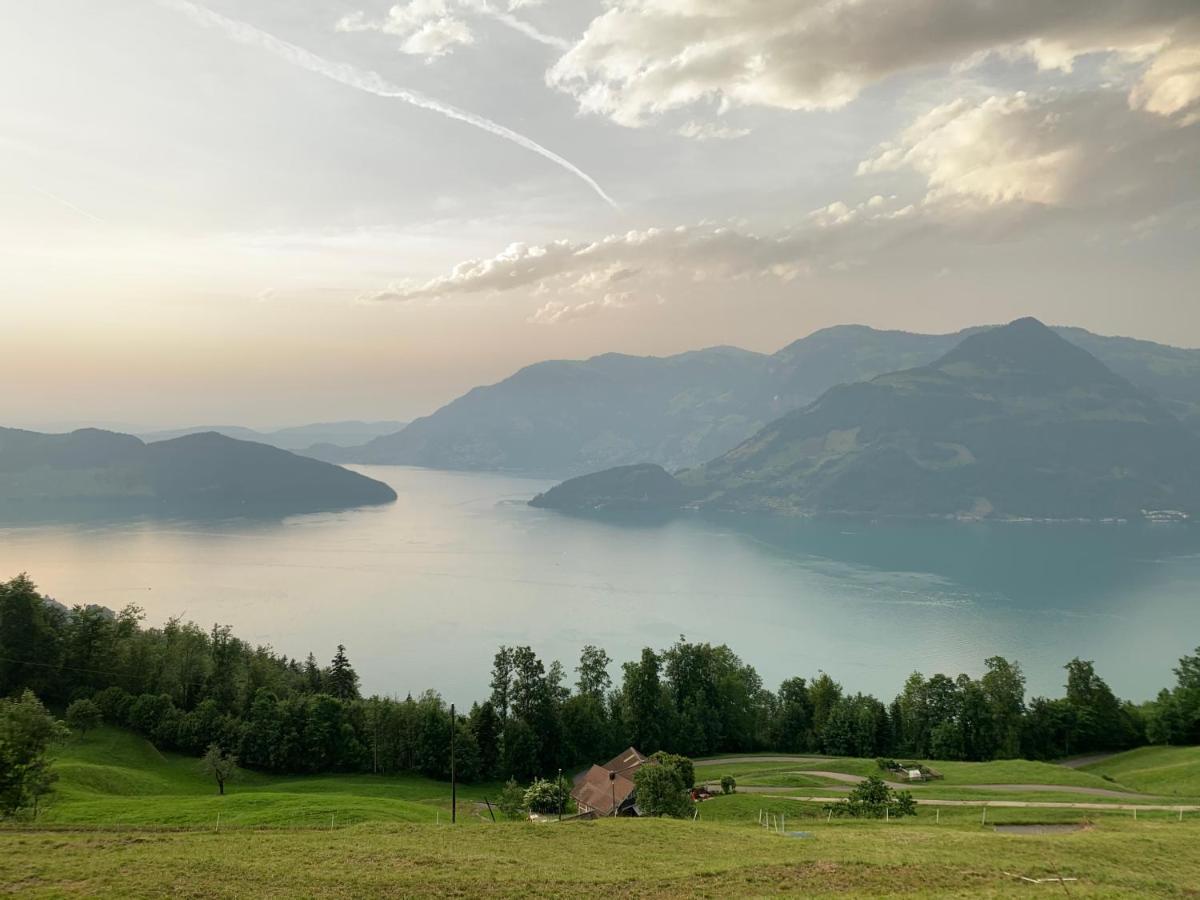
4 730 1200 896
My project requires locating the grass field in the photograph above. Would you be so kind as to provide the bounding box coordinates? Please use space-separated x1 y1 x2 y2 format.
5 815 1199 896
3 730 1200 896
695 753 1200 805
38 728 499 827
1081 746 1200 798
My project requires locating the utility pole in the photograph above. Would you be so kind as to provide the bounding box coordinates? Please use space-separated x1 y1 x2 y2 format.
450 702 457 824
558 768 563 822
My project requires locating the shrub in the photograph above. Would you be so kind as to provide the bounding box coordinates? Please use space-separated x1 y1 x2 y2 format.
651 751 694 789
64 699 101 737
634 763 692 818
826 775 917 819
93 687 133 726
496 778 526 820
720 775 736 795
523 776 570 815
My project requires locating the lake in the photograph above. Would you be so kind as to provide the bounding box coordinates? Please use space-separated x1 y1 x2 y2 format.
2 465 1199 705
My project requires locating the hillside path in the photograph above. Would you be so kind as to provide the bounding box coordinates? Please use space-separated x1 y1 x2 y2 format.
703 773 1156 801
768 795 1200 812
694 756 829 766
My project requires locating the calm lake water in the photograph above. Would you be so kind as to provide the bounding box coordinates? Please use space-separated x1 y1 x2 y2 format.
3 465 1199 704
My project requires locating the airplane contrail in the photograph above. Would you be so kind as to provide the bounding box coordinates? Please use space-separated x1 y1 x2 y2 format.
461 0 572 50
152 0 618 209
27 183 111 226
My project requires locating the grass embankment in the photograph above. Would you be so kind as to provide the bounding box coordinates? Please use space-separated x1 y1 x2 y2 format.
4 816 1199 897
4 731 1200 896
39 727 499 827
696 753 1200 804
1081 746 1200 798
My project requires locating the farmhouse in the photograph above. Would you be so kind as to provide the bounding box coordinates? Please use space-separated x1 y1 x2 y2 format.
571 747 649 816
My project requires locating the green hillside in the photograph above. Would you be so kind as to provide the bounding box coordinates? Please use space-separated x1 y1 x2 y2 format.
40 728 494 828
6 731 1200 895
1081 746 1200 798
686 319 1200 520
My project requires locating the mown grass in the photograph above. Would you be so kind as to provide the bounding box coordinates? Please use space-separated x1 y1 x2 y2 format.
3 816 1199 897
40 727 501 827
4 730 1199 896
694 753 1197 796
695 794 1183 827
1081 746 1200 798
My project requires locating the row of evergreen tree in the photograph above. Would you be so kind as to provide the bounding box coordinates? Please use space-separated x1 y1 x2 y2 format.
2 574 1197 783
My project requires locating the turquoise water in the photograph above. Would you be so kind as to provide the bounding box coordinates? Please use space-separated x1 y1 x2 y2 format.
2 465 1198 704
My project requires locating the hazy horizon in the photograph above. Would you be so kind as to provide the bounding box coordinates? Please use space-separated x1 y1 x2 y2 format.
7 315 1200 434
5 0 1198 428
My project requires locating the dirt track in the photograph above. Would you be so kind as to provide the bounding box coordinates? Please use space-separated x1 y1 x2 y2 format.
700 766 1157 801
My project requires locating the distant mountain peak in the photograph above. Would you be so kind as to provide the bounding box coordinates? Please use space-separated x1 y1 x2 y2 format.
932 317 1122 387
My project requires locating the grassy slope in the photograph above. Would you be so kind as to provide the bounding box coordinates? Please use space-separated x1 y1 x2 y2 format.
5 732 1200 896
4 818 1199 898
1081 746 1200 798
43 728 500 827
696 752 1200 806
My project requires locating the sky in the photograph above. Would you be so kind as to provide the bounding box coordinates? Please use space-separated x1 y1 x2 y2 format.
3 0 1199 429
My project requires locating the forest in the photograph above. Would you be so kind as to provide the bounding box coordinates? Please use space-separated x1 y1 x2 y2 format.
2 573 1198 784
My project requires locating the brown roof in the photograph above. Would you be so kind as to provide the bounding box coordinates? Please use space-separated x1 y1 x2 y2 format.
603 747 648 777
571 748 651 816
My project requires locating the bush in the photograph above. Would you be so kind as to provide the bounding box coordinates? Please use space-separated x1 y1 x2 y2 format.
93 687 133 726
496 778 526 820
651 751 694 789
523 776 570 815
876 758 898 771
634 763 692 818
720 775 736 795
64 699 102 737
826 775 917 819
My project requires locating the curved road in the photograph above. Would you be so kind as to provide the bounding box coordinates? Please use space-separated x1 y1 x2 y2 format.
701 767 1158 802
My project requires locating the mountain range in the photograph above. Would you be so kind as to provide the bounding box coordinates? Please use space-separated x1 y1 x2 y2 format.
139 420 406 453
531 319 1200 522
318 324 1200 477
0 428 396 518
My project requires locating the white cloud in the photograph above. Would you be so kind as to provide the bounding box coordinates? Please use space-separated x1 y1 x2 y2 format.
1129 33 1200 123
528 291 634 324
337 0 475 59
676 120 750 142
858 89 1200 214
339 0 568 56
365 224 828 302
547 0 1197 127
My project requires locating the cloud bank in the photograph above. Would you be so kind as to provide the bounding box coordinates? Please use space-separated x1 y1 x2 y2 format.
547 0 1198 127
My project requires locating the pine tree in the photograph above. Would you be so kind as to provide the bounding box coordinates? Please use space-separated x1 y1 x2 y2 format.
302 653 323 693
328 645 360 701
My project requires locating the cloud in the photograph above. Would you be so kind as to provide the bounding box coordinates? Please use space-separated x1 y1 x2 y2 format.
336 0 474 59
156 0 617 208
676 120 750 141
363 76 1200 311
547 0 1197 127
857 89 1200 215
1129 33 1200 123
528 292 635 324
339 0 569 55
364 224 825 302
